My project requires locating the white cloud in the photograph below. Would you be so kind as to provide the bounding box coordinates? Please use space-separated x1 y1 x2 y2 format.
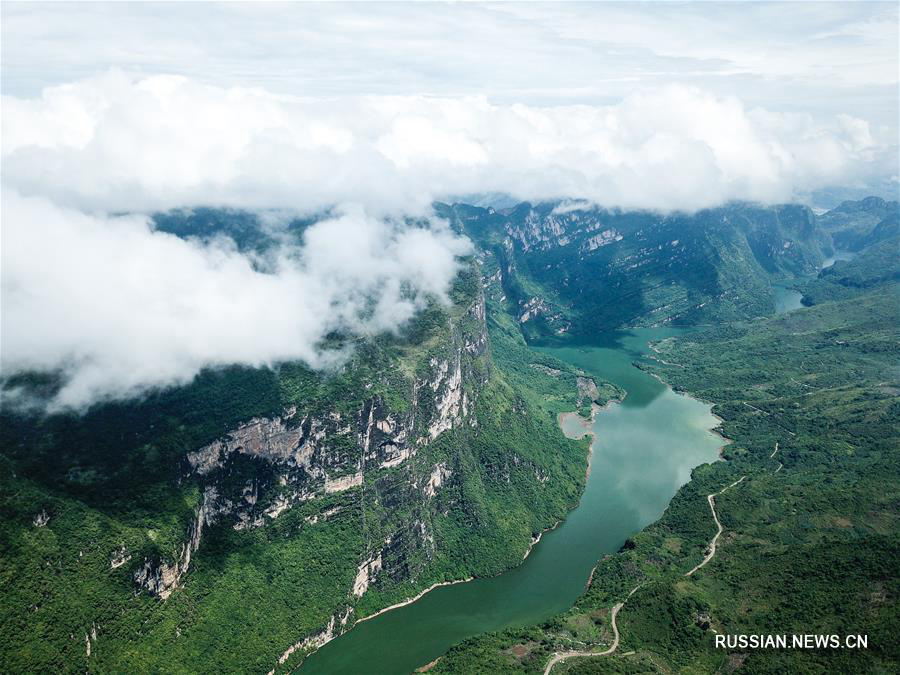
0 71 894 409
0 190 471 410
3 72 890 214
2 2 896 133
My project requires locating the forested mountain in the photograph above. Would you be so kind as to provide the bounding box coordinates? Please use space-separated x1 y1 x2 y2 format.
431 205 900 673
817 196 900 252
2 198 897 673
801 234 900 305
0 210 622 672
438 201 830 338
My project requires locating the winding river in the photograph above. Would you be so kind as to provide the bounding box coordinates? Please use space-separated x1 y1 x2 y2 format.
301 328 724 674
771 249 857 314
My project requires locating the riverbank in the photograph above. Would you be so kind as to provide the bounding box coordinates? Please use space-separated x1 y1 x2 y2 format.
558 397 623 479
522 522 560 561
356 577 475 625
301 331 725 675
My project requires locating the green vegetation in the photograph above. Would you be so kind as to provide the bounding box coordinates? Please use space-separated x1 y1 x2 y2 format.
801 235 899 305
433 279 899 673
438 201 828 338
817 196 899 252
0 231 617 672
3 200 897 673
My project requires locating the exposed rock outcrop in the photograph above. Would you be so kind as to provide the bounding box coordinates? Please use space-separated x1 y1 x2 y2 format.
133 291 489 602
133 487 222 600
352 550 384 597
424 463 452 498
576 376 600 406
267 607 353 675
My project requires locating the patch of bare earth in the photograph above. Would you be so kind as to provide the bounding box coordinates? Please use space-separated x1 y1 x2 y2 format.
505 641 540 662
726 653 749 671
415 657 441 672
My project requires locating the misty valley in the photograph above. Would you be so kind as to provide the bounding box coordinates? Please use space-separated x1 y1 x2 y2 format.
3 3 900 673
2 196 897 674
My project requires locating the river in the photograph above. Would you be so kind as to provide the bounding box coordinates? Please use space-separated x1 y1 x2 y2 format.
300 328 724 674
772 249 857 314
773 283 805 313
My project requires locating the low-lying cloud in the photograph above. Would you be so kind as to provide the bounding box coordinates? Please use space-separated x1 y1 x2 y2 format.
3 71 890 214
1 71 893 410
1 190 470 410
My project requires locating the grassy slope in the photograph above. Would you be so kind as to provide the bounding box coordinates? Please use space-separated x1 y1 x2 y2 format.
434 283 899 674
0 261 621 673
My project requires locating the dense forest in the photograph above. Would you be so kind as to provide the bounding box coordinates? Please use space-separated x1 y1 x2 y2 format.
1 198 897 673
431 200 900 673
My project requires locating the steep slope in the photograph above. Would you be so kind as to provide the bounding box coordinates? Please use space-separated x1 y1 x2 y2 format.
801 234 900 305
431 279 899 674
438 201 827 337
818 196 900 252
0 219 620 672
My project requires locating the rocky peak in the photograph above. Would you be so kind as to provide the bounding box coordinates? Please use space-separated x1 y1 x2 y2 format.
132 289 490 601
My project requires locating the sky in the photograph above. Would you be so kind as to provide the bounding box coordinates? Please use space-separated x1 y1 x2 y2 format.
2 2 898 124
1 1 898 410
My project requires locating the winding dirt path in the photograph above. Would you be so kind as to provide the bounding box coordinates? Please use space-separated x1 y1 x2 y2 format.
685 475 746 577
545 441 776 673
543 584 642 674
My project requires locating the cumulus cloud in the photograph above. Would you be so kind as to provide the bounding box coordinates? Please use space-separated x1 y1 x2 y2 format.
1 189 470 410
0 71 893 409
3 71 890 214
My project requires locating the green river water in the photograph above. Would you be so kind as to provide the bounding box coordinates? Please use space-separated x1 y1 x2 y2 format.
301 328 724 674
772 249 857 314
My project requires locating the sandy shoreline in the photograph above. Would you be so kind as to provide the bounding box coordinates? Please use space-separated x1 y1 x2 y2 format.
708 412 733 456
558 396 623 479
356 577 475 624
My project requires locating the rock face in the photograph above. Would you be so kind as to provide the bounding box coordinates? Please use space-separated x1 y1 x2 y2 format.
268 608 352 675
576 377 600 406
352 551 384 597
134 487 222 599
440 200 829 334
424 463 452 498
132 290 490 602
186 409 308 475
32 509 50 527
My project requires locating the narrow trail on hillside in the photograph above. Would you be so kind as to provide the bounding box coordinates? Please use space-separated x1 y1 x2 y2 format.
685 475 747 577
542 440 780 673
543 584 642 675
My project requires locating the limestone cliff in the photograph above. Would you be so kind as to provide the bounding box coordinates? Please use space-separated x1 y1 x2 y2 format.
133 289 490 602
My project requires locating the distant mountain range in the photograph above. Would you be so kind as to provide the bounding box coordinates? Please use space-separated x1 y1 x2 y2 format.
1 195 896 673
439 198 894 338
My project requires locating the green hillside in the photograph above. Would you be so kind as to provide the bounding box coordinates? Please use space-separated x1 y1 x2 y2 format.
432 271 899 673
438 201 828 338
817 197 899 252
0 220 619 673
3 199 896 673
